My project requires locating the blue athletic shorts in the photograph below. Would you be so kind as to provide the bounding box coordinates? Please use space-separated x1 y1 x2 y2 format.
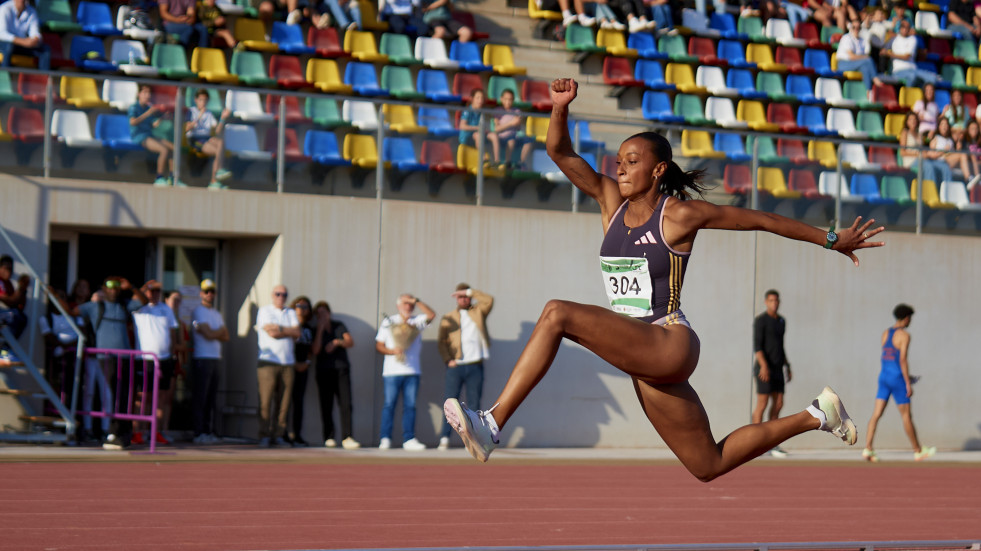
876 370 910 405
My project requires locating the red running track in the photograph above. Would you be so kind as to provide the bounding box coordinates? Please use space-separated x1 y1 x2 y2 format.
0 461 978 551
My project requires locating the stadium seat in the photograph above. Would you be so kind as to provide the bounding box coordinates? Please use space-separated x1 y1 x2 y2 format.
102 79 138 111
953 39 979 65
418 106 458 138
95 113 143 151
815 77 855 107
38 0 82 32
41 33 73 69
723 163 751 194
457 144 506 177
415 37 459 69
765 18 804 47
797 104 835 136
603 57 643 88
77 1 122 36
911 179 957 208
776 46 813 75
342 100 379 130
230 50 275 86
803 49 842 78
450 40 492 71
705 97 747 128
416 69 461 102
688 36 724 66
940 181 981 211
224 123 273 161
191 48 238 83
843 80 878 109
306 58 353 94
521 80 553 111
381 33 422 65
746 135 787 163
305 96 345 128
737 100 779 131
851 173 894 203
807 140 837 168
627 32 667 60
673 94 711 125
565 24 607 57
767 103 804 133
680 8 716 37
681 130 726 159
215 0 251 15
308 26 346 58
884 113 907 139
596 29 638 58
7 106 44 142
666 63 707 94
881 175 914 204
818 171 862 202
915 10 952 38
727 68 768 99
858 110 893 141
342 61 386 96
152 43 196 79
657 34 697 63
488 76 526 108
758 167 802 198
898 86 923 109
226 90 274 122
527 0 561 20
788 169 825 198
0 71 21 102
820 24 843 45
184 87 222 115
263 127 307 162
483 44 526 75
870 82 902 111
383 104 427 134
270 55 312 89
641 91 684 123
150 85 178 113
235 18 278 52
571 120 604 150
304 130 351 166
717 39 756 69
116 4 161 42
841 144 880 171
795 22 825 49
266 95 308 124
383 137 428 172
271 22 314 55
710 12 746 40
786 74 822 104
635 59 676 91
110 40 156 76
422 139 466 174
525 116 549 143
714 133 752 162
757 72 795 102
345 30 388 63
826 108 865 138
746 44 786 72
356 0 389 31
69 35 116 72
869 145 904 172
51 109 101 148
60 76 109 109
343 133 383 169
382 65 425 101
941 64 970 91
696 66 737 97
777 138 811 165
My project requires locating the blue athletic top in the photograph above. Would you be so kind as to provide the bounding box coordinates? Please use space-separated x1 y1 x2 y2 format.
881 327 901 375
599 195 690 323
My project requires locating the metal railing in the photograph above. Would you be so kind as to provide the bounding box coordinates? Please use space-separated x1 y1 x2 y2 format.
78 348 161 453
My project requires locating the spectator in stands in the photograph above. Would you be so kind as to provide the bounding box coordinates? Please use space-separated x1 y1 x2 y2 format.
911 82 939 141
739 0 786 23
0 0 50 71
586 0 621 30
257 0 306 26
947 0 980 39
197 0 237 47
942 89 970 135
494 89 534 170
130 85 181 188
312 301 359 449
287 296 315 447
159 0 209 49
39 288 80 402
131 280 179 446
965 120 981 187
645 0 672 31
887 2 912 33
612 0 655 33
460 89 503 169
864 6 890 50
255 284 300 448
381 0 424 35
783 1 812 31
313 0 362 30
900 112 953 185
534 0 594 28
883 19 939 87
191 279 228 444
836 19 879 90
375 293 435 451
185 89 232 190
0 254 29 363
421 0 473 42
932 117 975 185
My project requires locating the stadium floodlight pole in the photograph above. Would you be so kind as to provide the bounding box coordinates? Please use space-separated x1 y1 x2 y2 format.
43 76 52 179
915 148 924 234
476 112 486 206
276 95 286 193
835 140 842 226
750 136 759 210
173 87 184 189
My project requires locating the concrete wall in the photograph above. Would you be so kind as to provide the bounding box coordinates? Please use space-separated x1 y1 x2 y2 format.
2 174 979 451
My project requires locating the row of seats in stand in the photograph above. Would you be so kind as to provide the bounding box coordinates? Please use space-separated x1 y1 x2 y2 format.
687 132 913 170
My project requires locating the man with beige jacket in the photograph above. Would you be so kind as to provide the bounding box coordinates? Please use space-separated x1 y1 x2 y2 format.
437 283 493 450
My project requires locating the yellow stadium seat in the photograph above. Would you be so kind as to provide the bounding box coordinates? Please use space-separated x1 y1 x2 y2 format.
596 29 638 58
191 48 239 83
60 76 109 108
383 104 427 134
234 18 279 52
967 67 981 88
343 133 388 169
737 100 780 132
758 167 802 198
528 0 562 20
0 117 13 141
898 86 922 109
525 116 549 143
483 44 526 76
746 43 787 72
306 58 353 94
884 112 907 139
911 179 956 208
456 144 506 178
680 130 726 159
356 0 389 31
830 52 863 80
344 30 388 63
666 63 708 94
808 140 838 168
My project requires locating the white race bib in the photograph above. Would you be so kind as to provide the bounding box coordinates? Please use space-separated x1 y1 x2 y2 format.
600 256 654 317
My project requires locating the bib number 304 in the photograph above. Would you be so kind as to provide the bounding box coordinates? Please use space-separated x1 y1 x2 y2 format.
599 256 654 317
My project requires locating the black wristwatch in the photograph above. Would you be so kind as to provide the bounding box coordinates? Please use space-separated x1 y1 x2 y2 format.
824 222 839 249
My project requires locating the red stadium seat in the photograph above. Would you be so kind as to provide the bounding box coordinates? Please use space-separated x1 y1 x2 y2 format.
307 26 347 58
422 140 465 173
723 163 751 195
452 72 487 105
266 95 309 124
788 169 826 198
7 106 45 142
688 36 725 66
264 127 308 162
767 103 805 134
602 57 644 87
270 55 313 89
776 46 814 75
521 79 553 112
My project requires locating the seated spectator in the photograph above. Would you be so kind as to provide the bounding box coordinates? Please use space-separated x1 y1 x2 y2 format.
836 19 879 90
965 120 981 188
783 0 812 31
313 0 362 30
612 0 655 33
0 254 29 365
887 2 912 33
947 0 980 39
129 84 180 187
942 88 971 135
185 90 232 189
864 6 890 50
739 0 786 22
932 117 975 184
459 89 502 168
160 0 209 49
197 0 237 47
900 112 953 185
494 89 534 170
381 0 424 35
645 0 672 30
911 82 939 141
421 0 473 42
534 0 594 28
0 0 50 70
883 19 938 87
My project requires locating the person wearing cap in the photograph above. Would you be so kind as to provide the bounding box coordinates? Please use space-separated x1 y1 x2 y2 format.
255 284 301 448
191 279 228 444
130 280 179 446
436 284 493 451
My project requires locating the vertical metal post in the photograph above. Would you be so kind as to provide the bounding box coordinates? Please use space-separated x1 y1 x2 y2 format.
276 94 286 193
475 113 487 206
572 120 581 213
376 103 384 201
835 141 843 226
173 86 184 186
43 75 53 179
916 148 924 234
750 136 759 210
26 277 41 364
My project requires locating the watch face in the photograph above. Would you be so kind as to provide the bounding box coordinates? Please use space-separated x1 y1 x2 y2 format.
827 231 838 243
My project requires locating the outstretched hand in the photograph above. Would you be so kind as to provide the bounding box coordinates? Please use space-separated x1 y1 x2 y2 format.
550 78 578 108
833 216 885 266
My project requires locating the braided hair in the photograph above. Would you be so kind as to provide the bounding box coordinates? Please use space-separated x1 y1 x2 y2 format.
626 132 711 200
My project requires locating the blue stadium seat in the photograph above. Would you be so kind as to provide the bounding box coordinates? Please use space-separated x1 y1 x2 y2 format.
304 130 351 166
76 1 122 36
634 59 676 91
383 137 428 171
530 148 564 181
568 120 605 150
641 91 685 123
803 48 842 78
709 12 748 40
271 22 315 55
69 35 117 72
95 114 143 151
726 68 768 99
786 74 823 104
797 104 837 136
626 33 667 60
717 39 756 69
449 41 493 72
851 173 895 204
714 133 752 162
343 61 388 96
417 106 458 138
417 69 461 102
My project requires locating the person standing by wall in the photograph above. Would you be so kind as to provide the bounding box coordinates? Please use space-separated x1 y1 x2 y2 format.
255 284 300 447
752 289 791 457
191 279 228 444
312 301 359 449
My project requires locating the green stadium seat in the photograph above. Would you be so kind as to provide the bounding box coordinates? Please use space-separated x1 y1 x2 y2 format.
756 72 795 102
305 96 346 128
38 0 82 32
0 71 22 102
152 43 197 79
564 24 606 55
381 65 425 100
230 50 276 87
380 33 421 65
673 93 712 126
881 175 915 205
658 35 698 63
746 135 789 164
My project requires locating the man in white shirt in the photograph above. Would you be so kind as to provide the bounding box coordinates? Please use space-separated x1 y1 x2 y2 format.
375 293 435 450
884 19 939 87
0 0 49 70
131 280 179 446
191 279 228 444
255 284 300 447
436 283 494 450
835 19 878 90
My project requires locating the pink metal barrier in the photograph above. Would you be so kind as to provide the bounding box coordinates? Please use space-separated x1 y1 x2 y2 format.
78 348 161 453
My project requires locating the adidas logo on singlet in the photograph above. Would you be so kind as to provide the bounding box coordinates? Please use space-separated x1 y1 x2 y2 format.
634 230 657 245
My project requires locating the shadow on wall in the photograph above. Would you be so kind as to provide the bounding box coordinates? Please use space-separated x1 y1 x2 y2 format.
964 424 981 451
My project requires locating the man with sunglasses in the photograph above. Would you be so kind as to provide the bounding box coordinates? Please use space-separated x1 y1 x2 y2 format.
255 285 301 447
191 279 228 444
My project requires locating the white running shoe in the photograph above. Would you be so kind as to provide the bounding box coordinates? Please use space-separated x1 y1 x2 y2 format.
437 436 450 450
286 9 302 25
862 448 879 462
443 399 499 462
914 446 936 461
324 438 337 448
341 437 361 450
577 13 595 27
562 13 578 27
814 386 857 445
628 17 645 33
770 446 788 458
378 437 391 450
609 20 626 31
402 438 426 451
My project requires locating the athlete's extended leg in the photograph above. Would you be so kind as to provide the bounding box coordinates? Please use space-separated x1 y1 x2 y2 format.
896 402 922 452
